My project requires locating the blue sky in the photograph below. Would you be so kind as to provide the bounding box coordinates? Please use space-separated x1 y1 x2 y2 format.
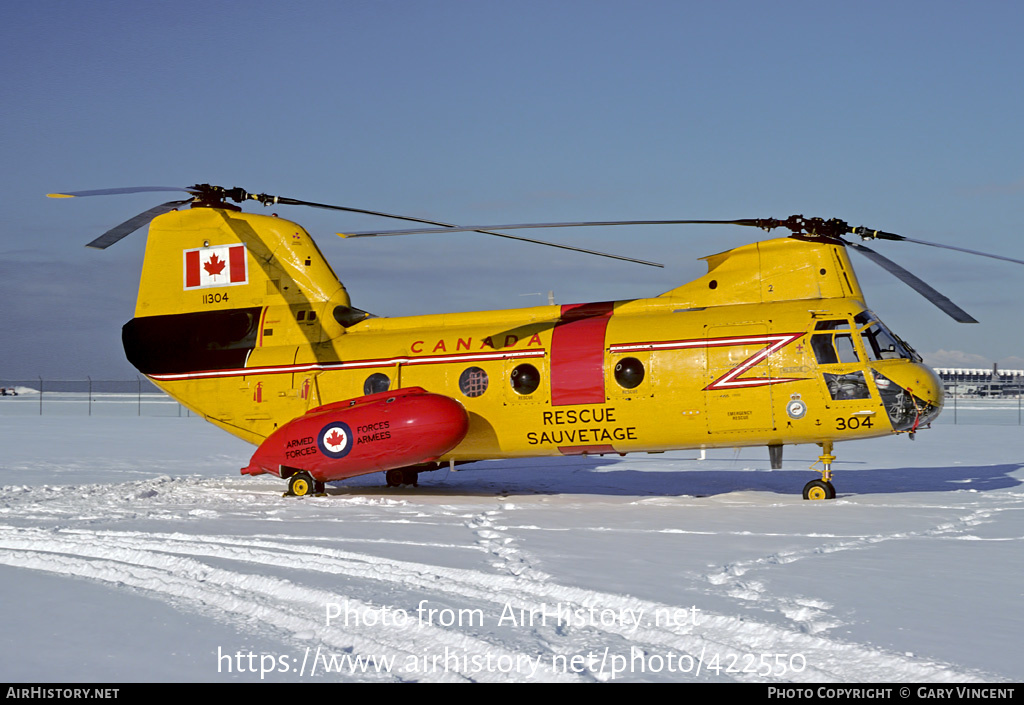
2 1 1022 378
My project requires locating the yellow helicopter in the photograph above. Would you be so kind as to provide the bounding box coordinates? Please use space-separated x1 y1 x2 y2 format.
49 184 1024 499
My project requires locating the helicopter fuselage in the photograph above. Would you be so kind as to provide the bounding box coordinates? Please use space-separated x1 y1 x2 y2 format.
121 207 943 485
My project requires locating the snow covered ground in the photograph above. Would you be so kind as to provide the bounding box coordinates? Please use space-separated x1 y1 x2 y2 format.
1 407 1021 683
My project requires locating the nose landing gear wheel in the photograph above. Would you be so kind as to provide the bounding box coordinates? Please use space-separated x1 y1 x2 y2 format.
803 440 838 500
803 479 836 500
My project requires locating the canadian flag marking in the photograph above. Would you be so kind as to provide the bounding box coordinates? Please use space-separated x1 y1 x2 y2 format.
183 244 248 290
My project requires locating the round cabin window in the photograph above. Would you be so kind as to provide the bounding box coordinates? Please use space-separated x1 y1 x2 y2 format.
459 367 489 398
614 357 645 389
363 373 391 395
510 363 540 395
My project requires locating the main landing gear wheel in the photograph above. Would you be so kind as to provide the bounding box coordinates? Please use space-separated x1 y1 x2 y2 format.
288 471 315 497
385 468 419 487
802 479 836 501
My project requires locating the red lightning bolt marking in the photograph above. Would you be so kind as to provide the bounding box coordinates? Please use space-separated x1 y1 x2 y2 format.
609 333 806 391
702 333 806 390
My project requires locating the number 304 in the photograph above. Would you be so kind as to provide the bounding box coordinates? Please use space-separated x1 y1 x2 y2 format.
836 416 873 430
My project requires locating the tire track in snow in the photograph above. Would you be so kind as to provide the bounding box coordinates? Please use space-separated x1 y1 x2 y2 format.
0 525 577 683
0 524 991 683
700 507 1000 636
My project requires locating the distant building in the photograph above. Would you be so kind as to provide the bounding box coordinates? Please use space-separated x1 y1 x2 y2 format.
933 365 1024 397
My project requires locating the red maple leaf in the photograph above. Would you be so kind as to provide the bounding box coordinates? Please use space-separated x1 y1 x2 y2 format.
204 253 226 277
326 430 345 447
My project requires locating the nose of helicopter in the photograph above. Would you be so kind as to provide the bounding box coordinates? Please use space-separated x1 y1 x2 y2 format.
891 363 944 406
872 363 944 432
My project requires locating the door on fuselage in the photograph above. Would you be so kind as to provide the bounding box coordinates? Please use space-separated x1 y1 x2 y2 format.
808 317 879 432
704 324 776 434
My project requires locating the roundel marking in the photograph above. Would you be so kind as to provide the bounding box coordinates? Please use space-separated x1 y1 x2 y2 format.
318 421 353 459
786 399 807 420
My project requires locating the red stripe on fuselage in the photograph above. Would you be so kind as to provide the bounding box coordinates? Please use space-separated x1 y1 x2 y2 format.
550 302 614 406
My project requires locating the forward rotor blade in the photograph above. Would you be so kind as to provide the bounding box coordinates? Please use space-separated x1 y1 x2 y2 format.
892 236 1024 266
848 226 1024 265
49 187 191 199
85 200 191 249
341 219 746 237
336 217 752 268
330 214 667 267
848 243 978 323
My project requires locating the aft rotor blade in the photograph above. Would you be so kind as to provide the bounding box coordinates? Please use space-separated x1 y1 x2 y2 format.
49 187 191 199
85 200 191 249
238 196 663 267
848 243 978 323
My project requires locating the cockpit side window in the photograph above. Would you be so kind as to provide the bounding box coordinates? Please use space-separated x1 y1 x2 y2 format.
824 371 871 400
811 320 859 364
811 334 839 364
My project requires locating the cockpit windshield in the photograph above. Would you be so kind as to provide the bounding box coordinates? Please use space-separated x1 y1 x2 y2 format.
855 312 920 362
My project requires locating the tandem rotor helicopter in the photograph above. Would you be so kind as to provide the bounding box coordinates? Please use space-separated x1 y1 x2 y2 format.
50 184 1024 499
